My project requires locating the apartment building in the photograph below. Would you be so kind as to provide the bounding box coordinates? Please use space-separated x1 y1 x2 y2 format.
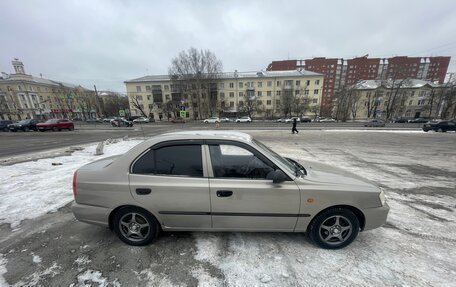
124 70 324 120
267 55 451 116
351 79 448 120
0 59 100 120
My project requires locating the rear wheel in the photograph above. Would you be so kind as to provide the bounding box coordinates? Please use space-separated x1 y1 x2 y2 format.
438 128 443 133
24 127 30 132
113 207 159 246
68 125 74 131
308 208 359 249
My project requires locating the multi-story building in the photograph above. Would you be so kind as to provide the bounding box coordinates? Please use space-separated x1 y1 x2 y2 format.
0 59 100 121
351 79 450 120
267 55 451 116
125 70 325 120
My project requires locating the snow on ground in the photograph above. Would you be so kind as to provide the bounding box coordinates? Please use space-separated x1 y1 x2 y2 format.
0 254 7 287
1 130 455 286
0 139 144 228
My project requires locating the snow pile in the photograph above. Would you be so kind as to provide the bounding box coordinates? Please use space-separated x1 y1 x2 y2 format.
75 270 120 287
0 254 7 287
0 139 143 228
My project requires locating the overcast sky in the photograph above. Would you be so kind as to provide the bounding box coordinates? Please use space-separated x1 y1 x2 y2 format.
1 0 455 92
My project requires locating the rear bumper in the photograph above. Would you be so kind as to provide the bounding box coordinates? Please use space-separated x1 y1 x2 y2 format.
361 202 390 231
72 201 111 227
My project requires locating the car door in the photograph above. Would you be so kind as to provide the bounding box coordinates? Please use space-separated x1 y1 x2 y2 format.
129 142 211 229
206 142 301 231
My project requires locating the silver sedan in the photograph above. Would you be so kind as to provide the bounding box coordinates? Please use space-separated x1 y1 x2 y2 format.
72 131 389 249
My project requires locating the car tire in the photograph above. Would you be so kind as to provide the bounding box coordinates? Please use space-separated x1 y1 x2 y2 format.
39 129 45 132
52 126 58 132
24 127 30 132
308 207 359 249
113 207 159 246
68 126 74 131
438 128 443 133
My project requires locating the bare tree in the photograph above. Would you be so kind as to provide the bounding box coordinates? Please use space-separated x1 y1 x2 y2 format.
130 95 148 117
334 86 356 121
366 89 381 118
102 94 129 116
168 47 223 119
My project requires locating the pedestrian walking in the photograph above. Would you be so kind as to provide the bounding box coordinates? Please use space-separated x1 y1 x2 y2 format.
291 118 299 134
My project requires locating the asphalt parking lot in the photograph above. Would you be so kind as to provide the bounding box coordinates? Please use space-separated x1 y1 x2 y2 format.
0 128 455 286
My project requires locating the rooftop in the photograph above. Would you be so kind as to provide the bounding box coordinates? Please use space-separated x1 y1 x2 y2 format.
125 69 323 83
161 130 253 142
354 79 441 90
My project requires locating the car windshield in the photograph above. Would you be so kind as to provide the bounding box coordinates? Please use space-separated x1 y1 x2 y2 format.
253 139 303 177
18 120 30 124
46 119 59 123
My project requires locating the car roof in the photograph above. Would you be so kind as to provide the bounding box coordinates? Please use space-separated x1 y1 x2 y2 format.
160 130 253 143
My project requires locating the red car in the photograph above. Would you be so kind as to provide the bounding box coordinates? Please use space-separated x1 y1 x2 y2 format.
37 119 75 131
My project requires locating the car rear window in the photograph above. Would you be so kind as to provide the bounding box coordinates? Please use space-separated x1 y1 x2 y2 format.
132 145 203 177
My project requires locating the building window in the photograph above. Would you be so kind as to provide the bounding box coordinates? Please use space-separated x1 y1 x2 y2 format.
306 80 310 86
239 101 244 107
147 95 151 100
230 101 234 107
267 81 272 87
267 91 272 96
296 80 300 86
312 99 318 104
257 91 262 97
219 92 225 98
136 95 143 101
239 92 244 97
146 86 151 91
409 100 413 105
267 100 271 105
295 90 300 95
276 91 281 96
276 100 280 105
257 81 263 88
257 100 262 105
315 80 320 85
219 83 225 89
314 89 319 95
229 92 234 98
276 81 281 86
164 85 169 91
136 86 141 92
229 82 234 88
239 82 243 88
149 104 154 109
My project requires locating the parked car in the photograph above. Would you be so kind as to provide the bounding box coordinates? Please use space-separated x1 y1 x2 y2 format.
319 117 336 123
422 120 456 132
171 117 186 123
8 119 40 132
301 117 312 123
133 117 150 123
203 117 220 123
37 119 74 131
0 120 13 132
72 131 389 249
236 116 252 123
364 119 386 127
103 117 116 123
72 117 83 122
392 117 409 123
409 117 429 123
128 116 142 121
285 117 301 123
275 118 286 123
111 117 133 127
220 117 231 122
86 118 102 123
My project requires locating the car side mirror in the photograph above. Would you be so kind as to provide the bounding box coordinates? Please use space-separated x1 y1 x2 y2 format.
268 170 288 184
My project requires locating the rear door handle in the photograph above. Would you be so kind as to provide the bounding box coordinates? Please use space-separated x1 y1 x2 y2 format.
136 188 151 195
216 190 233 197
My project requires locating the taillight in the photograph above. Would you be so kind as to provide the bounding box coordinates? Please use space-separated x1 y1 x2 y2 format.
73 170 78 199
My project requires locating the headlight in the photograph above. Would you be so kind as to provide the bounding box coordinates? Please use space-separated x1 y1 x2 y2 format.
18 125 22 127
379 188 386 206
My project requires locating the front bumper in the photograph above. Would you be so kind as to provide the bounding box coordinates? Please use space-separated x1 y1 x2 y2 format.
72 201 111 227
361 202 390 231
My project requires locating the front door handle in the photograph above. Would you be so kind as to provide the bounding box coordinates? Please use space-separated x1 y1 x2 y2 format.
216 190 233 197
136 188 151 195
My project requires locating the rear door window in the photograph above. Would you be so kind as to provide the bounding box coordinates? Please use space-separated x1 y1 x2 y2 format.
132 145 203 177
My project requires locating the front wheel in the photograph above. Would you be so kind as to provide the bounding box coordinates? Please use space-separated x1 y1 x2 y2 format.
308 208 359 249
52 126 59 132
113 207 159 246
